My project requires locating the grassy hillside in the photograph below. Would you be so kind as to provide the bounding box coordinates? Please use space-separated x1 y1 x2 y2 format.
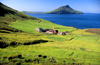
0 2 100 65
9 19 76 33
0 19 100 65
0 2 38 32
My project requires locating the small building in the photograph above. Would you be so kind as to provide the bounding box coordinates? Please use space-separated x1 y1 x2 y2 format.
53 30 58 34
62 32 66 35
46 31 53 34
70 26 74 28
58 32 66 35
46 29 58 34
46 29 54 34
36 28 43 32
36 28 59 34
42 29 49 32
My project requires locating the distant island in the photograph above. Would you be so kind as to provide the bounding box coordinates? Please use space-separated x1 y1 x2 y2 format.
22 5 83 14
46 5 83 14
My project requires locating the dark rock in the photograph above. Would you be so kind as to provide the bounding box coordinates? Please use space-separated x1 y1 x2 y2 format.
16 62 21 65
13 60 17 62
38 55 42 57
10 41 17 46
72 63 75 65
25 59 31 62
18 55 22 58
0 37 2 40
3 56 7 59
8 57 13 60
0 41 8 48
43 56 47 59
33 58 39 61
33 58 40 63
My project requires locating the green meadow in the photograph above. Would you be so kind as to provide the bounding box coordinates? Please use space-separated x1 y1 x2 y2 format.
0 19 100 65
9 19 75 33
0 2 100 65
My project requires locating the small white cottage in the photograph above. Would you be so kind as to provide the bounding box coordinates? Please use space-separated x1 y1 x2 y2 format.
36 28 43 32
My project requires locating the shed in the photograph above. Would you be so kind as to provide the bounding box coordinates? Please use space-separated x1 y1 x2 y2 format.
62 32 66 35
46 29 54 34
53 30 58 34
58 32 66 35
36 28 43 32
46 31 53 34
42 29 49 32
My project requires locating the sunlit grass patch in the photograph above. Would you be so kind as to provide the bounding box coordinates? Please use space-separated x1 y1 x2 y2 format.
0 32 46 44
72 29 97 35
45 36 69 41
73 35 99 42
97 38 100 43
9 19 76 33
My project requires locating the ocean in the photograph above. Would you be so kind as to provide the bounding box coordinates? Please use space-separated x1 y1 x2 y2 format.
25 13 100 29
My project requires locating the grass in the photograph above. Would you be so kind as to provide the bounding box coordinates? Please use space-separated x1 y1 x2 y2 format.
98 38 100 43
0 2 38 33
46 36 69 41
9 19 76 33
45 35 76 41
0 2 100 64
0 19 100 64
74 35 99 42
0 40 100 64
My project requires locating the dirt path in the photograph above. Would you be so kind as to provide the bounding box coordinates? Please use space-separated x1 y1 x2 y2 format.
95 37 100 43
38 19 42 23
69 35 77 41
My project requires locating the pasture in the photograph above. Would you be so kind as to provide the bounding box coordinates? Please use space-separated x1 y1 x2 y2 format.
0 19 100 65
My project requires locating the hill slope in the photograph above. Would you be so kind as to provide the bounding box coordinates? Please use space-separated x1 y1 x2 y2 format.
0 2 38 32
46 5 83 14
0 2 100 65
0 2 37 19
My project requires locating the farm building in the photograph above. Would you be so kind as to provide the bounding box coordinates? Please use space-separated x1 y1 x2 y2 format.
42 29 49 32
58 32 66 35
46 29 54 34
36 28 43 32
36 28 59 34
46 29 58 34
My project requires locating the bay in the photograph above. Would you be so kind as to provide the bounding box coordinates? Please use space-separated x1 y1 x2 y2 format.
25 13 100 29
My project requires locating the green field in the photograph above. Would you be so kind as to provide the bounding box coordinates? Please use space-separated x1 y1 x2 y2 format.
9 19 76 33
0 2 100 65
0 19 100 65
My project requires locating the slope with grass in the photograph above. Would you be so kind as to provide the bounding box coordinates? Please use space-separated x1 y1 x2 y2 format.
0 2 100 65
0 2 38 32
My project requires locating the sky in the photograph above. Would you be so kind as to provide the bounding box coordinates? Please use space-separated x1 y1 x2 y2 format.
0 0 100 13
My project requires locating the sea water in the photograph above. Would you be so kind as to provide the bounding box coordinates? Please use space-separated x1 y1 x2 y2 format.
25 13 100 29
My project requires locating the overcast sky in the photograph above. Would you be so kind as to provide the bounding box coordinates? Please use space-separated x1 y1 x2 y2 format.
0 0 100 13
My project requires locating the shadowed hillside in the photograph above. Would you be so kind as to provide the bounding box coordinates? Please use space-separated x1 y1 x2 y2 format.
0 2 37 19
0 2 38 32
